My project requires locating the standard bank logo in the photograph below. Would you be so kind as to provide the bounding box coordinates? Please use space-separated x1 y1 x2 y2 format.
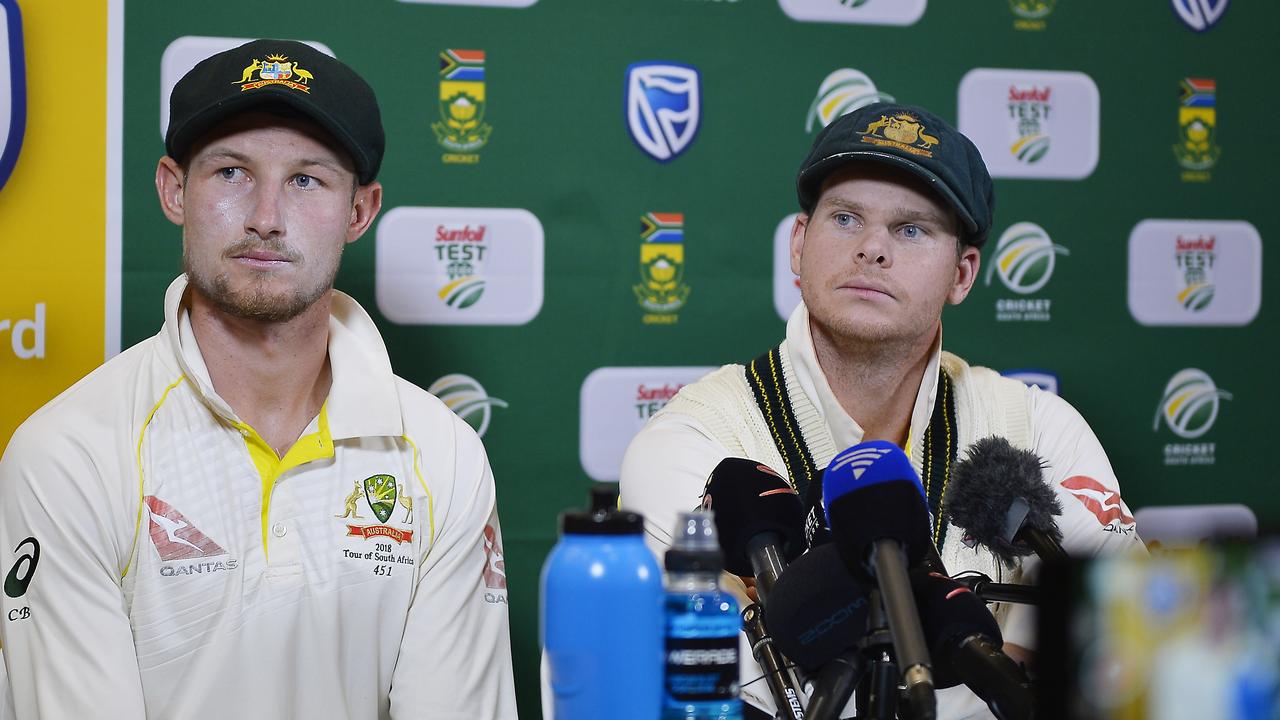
1001 369 1060 396
1154 369 1231 440
773 214 802 321
429 374 508 437
1172 0 1229 31
0 0 26 191
778 0 926 26
805 69 893 133
986 222 1068 295
579 367 713 481
625 62 700 162
958 68 1098 180
1127 219 1260 327
159 37 335 140
375 206 544 325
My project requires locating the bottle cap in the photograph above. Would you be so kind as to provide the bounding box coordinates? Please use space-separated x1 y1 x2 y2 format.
560 483 645 535
665 510 724 572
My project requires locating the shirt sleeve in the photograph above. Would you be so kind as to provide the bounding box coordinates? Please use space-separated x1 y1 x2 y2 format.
1001 387 1148 649
388 419 517 720
618 411 732 558
0 425 146 719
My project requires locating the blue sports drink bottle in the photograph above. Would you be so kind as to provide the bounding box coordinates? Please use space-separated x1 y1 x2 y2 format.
541 484 664 720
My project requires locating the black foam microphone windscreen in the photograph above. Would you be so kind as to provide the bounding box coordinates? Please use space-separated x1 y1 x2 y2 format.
702 458 806 577
946 436 1064 567
909 570 1002 689
763 543 870 673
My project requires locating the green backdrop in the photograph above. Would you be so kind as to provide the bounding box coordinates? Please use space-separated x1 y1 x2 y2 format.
120 2 1277 715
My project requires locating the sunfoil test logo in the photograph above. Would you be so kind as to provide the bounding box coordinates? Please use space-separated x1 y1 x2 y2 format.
805 69 893 133
1154 369 1231 440
1172 0 1229 31
1175 236 1215 311
429 373 508 437
1127 220 1260 327
1007 85 1052 164
0 0 26 191
985 222 1068 295
433 49 491 164
625 62 700 162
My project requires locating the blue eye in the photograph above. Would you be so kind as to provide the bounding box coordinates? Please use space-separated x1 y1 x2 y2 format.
218 167 244 181
294 174 316 189
834 213 853 227
901 225 921 239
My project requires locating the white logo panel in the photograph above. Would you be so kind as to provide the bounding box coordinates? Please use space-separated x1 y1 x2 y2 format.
580 367 714 482
1127 219 1261 326
159 36 335 141
375 206 544 326
773 214 802 321
958 68 1099 179
397 0 536 5
778 0 926 25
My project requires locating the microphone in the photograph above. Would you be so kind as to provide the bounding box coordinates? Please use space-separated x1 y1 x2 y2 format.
764 544 869 720
702 458 807 603
910 570 1034 720
822 441 936 720
946 436 1068 566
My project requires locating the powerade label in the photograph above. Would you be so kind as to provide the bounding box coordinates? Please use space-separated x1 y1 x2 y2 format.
664 635 739 701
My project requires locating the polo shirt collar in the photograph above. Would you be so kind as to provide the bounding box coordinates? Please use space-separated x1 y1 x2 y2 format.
161 274 403 440
784 302 942 455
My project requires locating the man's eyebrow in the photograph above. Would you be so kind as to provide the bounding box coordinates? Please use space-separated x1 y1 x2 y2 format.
194 148 251 165
295 157 347 175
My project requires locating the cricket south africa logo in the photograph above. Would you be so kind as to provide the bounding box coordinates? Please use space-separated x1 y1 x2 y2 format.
236 53 313 93
625 62 701 162
1175 235 1215 311
1172 0 1229 31
805 69 893 133
336 475 415 543
428 373 508 437
433 49 492 164
1154 368 1231 440
1008 0 1056 30
1007 85 1052 164
0 0 26 191
635 212 691 323
1173 78 1219 182
986 222 1068 295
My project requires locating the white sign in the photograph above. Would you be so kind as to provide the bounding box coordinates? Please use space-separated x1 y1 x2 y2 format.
1128 220 1261 327
778 0 926 26
773 214 802 321
376 206 544 325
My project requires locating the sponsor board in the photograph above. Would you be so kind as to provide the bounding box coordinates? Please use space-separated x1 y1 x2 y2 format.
375 206 544 325
773 214 802 321
1127 220 1260 327
805 68 893 133
1173 77 1219 182
1001 369 1060 395
984 222 1068 322
778 0 926 26
1 0 26 191
158 36 335 140
0 302 44 359
1154 368 1231 466
1171 0 1229 31
958 68 1099 180
579 367 714 481
625 62 701 162
428 373 508 437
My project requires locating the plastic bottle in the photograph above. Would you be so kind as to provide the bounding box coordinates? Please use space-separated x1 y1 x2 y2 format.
663 510 743 720
540 484 664 720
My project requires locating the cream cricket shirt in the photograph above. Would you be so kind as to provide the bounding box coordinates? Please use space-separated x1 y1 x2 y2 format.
0 276 517 719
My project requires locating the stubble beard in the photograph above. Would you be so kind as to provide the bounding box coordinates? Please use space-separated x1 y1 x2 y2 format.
184 236 340 323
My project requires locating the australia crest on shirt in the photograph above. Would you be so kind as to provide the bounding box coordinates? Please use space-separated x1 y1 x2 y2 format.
335 474 417 575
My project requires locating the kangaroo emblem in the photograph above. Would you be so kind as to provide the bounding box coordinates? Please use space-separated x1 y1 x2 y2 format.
335 481 364 519
237 59 262 84
398 485 414 524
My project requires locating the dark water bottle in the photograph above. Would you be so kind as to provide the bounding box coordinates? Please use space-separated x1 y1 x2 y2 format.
663 510 743 720
540 484 664 720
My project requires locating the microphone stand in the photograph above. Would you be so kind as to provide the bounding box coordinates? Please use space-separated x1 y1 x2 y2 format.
855 589 901 720
951 573 1040 605
741 604 806 720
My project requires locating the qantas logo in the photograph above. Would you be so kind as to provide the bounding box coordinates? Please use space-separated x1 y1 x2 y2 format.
1061 476 1134 527
144 496 228 561
482 523 506 590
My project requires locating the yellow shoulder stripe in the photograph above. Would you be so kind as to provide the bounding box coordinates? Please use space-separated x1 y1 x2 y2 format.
125 375 188 579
